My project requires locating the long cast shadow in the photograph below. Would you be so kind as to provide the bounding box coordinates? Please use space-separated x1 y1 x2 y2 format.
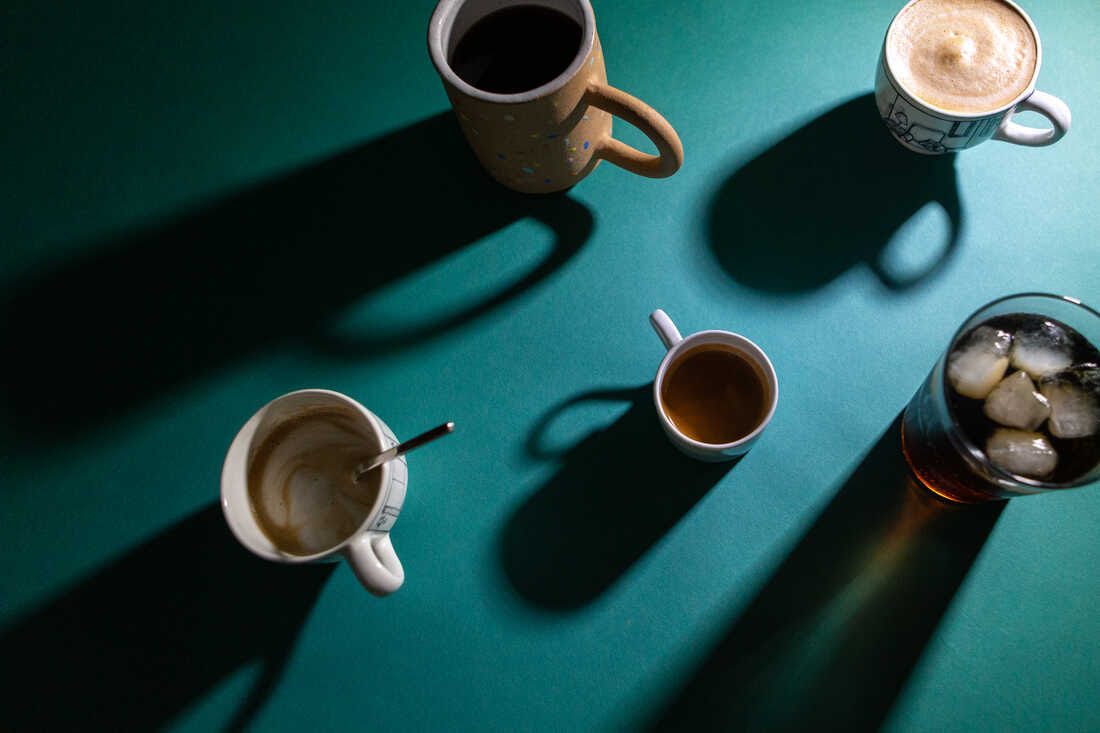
650 414 1004 731
0 503 333 732
500 386 735 609
707 94 961 292
0 112 593 444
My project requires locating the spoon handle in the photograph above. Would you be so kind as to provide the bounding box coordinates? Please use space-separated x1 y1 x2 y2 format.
355 421 454 480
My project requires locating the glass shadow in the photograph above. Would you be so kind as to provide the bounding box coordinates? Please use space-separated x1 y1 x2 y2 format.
0 112 593 444
707 94 961 292
0 503 334 732
500 385 736 610
649 413 1004 731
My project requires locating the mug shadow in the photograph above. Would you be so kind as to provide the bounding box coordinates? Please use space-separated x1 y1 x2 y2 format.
649 413 1004 731
707 93 962 292
0 503 334 732
0 112 593 445
499 385 736 610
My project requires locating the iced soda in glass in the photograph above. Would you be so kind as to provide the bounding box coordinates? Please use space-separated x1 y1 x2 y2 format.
902 294 1100 502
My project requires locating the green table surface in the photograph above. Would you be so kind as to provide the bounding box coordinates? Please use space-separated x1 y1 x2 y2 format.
3 0 1098 730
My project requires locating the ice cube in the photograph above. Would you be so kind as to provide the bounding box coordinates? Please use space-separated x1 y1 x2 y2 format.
1040 364 1100 439
1011 319 1074 379
983 371 1050 431
986 428 1058 479
947 325 1012 399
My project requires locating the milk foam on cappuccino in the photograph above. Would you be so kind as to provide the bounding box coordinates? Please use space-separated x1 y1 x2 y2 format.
887 0 1037 114
247 409 381 556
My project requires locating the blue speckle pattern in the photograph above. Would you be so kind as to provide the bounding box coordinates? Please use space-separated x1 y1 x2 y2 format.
497 153 505 159
522 167 534 174
583 141 589 150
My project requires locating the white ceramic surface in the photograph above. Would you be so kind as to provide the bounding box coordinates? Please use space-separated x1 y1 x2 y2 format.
649 310 779 462
874 0 1070 154
221 389 408 596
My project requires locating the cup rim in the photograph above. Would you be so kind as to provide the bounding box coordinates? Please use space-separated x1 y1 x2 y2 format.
942 293 1100 491
653 331 779 452
881 0 1043 120
427 0 597 104
220 388 393 564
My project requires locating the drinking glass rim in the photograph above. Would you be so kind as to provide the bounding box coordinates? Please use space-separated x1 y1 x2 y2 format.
881 0 1044 120
941 293 1100 491
428 0 597 104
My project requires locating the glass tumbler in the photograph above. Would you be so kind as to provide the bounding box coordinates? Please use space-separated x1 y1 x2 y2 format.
902 293 1100 502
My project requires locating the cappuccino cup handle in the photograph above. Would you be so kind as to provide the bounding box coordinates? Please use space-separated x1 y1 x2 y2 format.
345 532 405 597
649 309 683 351
584 83 683 178
993 90 1071 147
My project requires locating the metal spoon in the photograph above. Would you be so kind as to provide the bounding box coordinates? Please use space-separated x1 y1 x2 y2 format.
353 421 454 482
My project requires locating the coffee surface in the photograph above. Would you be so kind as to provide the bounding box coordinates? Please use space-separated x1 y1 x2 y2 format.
248 409 380 556
450 5 582 94
661 344 770 445
887 0 1036 114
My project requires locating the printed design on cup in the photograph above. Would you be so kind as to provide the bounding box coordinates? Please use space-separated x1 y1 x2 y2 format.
881 92 1001 153
372 505 402 532
876 61 1003 154
370 422 407 533
878 84 996 153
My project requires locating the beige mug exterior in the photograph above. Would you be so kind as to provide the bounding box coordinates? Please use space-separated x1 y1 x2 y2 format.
428 0 683 193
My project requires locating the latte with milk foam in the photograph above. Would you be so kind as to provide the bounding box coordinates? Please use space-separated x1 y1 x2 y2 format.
887 0 1037 114
247 408 381 556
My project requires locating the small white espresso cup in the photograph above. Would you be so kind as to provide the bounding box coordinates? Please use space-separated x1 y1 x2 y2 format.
649 310 778 462
221 389 408 596
875 0 1070 154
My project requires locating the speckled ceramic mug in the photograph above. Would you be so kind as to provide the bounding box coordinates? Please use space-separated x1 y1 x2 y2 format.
428 0 683 193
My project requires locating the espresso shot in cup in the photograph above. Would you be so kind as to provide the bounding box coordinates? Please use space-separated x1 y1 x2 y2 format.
649 310 778 462
874 0 1070 154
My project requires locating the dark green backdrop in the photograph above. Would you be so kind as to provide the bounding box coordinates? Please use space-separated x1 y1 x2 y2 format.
2 0 1097 730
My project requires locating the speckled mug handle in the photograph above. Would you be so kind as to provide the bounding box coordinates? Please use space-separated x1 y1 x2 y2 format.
584 83 683 178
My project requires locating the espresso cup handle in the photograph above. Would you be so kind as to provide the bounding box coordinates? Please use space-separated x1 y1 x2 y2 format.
584 83 683 178
992 90 1071 147
649 309 682 351
345 531 404 597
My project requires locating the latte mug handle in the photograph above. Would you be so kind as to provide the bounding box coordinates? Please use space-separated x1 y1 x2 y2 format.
649 309 683 351
584 83 684 178
345 531 405 597
993 90 1071 147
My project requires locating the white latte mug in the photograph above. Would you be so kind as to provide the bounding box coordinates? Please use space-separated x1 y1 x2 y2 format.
875 0 1070 154
221 389 408 596
650 310 779 462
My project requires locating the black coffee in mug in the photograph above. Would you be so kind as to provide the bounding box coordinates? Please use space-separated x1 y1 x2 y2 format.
660 344 772 445
449 5 582 94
